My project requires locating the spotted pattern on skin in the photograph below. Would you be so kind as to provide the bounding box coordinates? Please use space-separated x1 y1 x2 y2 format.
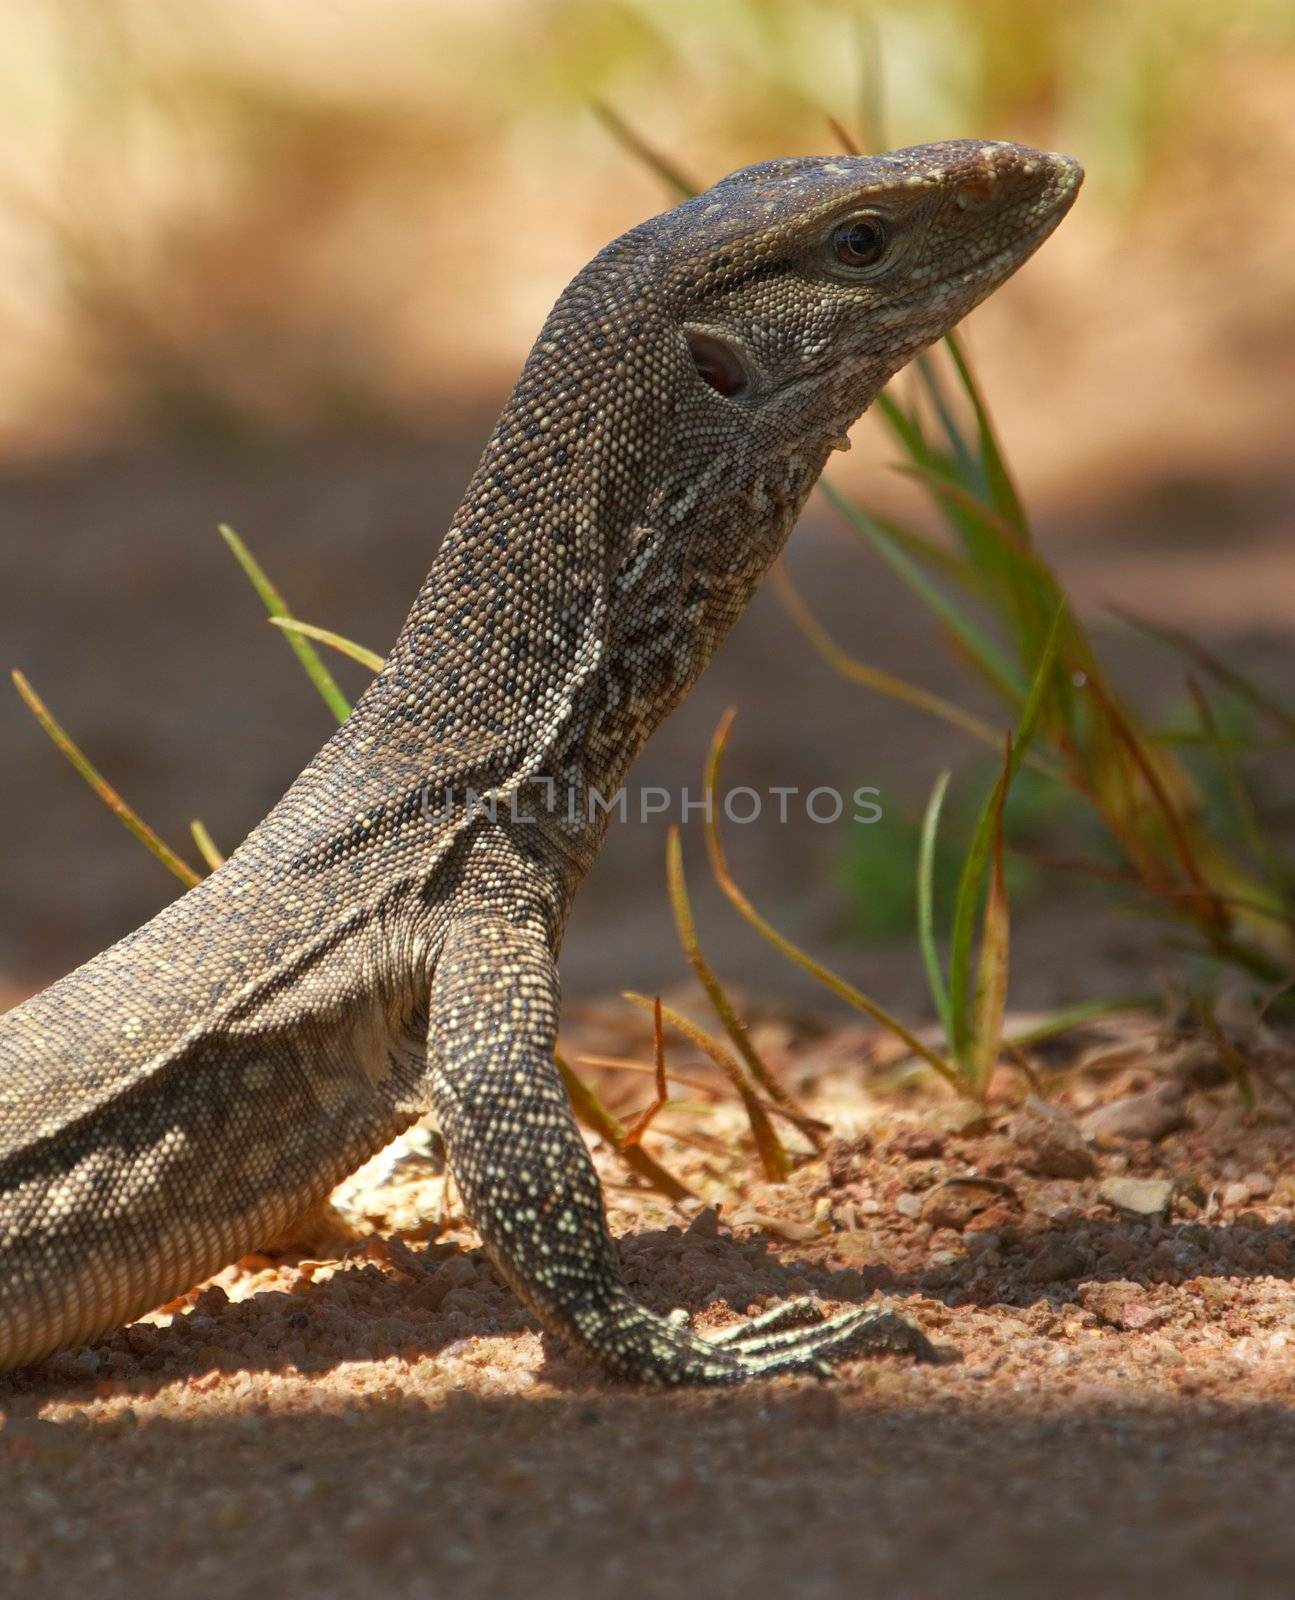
0 140 1081 1381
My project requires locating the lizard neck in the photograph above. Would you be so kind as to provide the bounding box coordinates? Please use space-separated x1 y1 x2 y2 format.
347 235 830 855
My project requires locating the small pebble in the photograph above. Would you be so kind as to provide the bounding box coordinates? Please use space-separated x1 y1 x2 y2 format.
1080 1083 1188 1144
1098 1176 1172 1219
1008 1097 1096 1179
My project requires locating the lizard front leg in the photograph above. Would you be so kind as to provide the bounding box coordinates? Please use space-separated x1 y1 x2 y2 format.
426 896 933 1385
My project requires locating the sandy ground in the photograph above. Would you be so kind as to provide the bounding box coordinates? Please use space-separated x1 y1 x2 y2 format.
2 1005 1293 1599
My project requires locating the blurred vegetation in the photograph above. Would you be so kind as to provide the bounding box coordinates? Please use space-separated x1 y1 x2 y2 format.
6 1 1295 1123
1 0 1292 451
590 100 1294 1096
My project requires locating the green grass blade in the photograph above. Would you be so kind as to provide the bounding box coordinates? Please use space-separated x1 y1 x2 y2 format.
887 456 1064 673
819 481 1027 704
1004 994 1162 1049
917 770 954 1041
945 329 1028 536
12 669 202 888
219 525 352 725
876 389 930 460
890 462 1036 555
838 501 983 588
913 350 980 482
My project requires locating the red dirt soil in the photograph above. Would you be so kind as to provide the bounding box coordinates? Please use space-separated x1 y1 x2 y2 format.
2 1004 1293 1599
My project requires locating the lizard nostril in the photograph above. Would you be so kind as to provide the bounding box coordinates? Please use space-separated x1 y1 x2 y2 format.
686 330 750 398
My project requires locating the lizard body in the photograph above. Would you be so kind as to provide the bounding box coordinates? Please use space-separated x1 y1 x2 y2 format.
1 141 1080 1381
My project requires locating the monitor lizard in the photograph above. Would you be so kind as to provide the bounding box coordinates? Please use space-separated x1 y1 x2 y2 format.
0 140 1081 1383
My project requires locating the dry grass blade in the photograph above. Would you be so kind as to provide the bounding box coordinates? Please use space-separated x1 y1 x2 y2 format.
917 770 953 1040
270 618 386 674
620 998 670 1148
1044 863 1288 927
771 564 1008 753
624 991 792 1182
553 1049 693 1202
12 669 202 889
1187 677 1292 915
968 737 1012 1094
664 825 817 1131
620 996 830 1140
576 1054 724 1103
189 819 225 871
826 114 862 157
1113 605 1295 739
1084 672 1229 933
702 710 961 1090
1193 1000 1255 1109
591 102 698 199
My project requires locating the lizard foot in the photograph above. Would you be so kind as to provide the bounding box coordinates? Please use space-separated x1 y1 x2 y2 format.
704 1296 937 1378
629 1295 935 1383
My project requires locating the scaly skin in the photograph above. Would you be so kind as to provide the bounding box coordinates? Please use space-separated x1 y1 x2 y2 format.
0 141 1081 1381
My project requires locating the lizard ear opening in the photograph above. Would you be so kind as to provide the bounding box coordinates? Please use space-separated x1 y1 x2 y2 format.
685 330 750 398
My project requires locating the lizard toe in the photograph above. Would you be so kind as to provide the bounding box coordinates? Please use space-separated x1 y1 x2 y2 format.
721 1299 937 1377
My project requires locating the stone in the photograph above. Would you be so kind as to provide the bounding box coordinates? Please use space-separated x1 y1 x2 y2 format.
1080 1280 1164 1332
1008 1096 1097 1179
962 1201 1018 1235
1079 1082 1188 1144
1098 1176 1173 1219
919 1180 1008 1231
886 1125 946 1160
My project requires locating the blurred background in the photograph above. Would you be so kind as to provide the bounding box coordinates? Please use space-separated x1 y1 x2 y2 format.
0 0 1292 1018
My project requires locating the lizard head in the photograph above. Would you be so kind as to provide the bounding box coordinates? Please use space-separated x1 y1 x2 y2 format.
410 141 1082 795
662 139 1082 451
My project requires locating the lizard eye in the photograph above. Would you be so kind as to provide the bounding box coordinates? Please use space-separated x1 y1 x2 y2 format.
831 215 889 268
686 330 749 398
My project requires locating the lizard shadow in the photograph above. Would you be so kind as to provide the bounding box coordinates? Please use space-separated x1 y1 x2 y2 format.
8 1389 1295 1594
4 1209 1292 1404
